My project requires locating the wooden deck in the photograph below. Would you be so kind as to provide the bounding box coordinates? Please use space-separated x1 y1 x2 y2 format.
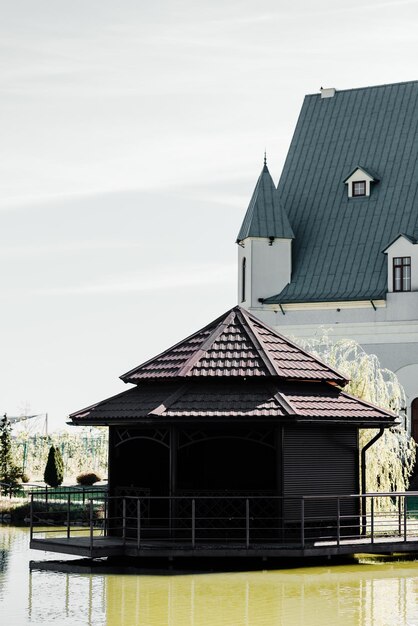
30 534 418 560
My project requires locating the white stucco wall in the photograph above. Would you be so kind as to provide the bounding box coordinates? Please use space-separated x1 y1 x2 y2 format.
238 237 292 308
391 364 418 431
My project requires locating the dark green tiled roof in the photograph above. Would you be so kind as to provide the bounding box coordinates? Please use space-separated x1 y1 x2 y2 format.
264 80 418 305
236 164 294 243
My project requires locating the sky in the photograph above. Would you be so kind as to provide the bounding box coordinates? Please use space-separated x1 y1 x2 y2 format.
2 0 418 430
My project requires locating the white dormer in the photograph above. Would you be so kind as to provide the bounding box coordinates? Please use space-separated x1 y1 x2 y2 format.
343 166 378 198
383 234 418 292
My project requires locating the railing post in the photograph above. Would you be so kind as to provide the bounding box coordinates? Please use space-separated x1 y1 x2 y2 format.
404 494 408 542
67 494 71 539
30 493 34 541
122 498 126 543
45 486 48 513
371 497 374 544
398 495 402 537
89 500 94 554
104 497 108 537
336 498 340 547
192 499 195 549
246 499 250 549
137 499 141 550
301 498 305 549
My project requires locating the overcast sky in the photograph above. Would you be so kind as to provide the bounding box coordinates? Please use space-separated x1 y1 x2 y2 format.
2 0 418 430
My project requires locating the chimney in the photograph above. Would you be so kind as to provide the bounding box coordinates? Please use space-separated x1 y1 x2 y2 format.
320 87 336 99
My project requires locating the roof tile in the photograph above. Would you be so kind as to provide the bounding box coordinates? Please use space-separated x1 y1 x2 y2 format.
120 307 347 384
237 163 294 242
70 381 396 424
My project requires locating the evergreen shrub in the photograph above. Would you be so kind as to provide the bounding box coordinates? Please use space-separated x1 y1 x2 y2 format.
44 445 64 487
76 471 101 486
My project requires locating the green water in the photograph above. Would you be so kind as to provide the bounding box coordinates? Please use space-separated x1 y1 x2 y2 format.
2 527 418 625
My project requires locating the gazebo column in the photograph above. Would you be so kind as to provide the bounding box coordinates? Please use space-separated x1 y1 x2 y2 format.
276 426 283 496
169 425 178 496
169 426 178 533
276 426 283 538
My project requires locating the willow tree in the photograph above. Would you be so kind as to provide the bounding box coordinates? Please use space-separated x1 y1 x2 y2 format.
297 333 416 493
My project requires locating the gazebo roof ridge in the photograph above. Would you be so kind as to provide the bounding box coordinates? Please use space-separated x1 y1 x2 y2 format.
120 306 349 385
238 306 349 385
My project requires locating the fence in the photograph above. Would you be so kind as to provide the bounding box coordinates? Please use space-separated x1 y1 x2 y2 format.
0 481 107 503
29 491 418 553
12 431 108 479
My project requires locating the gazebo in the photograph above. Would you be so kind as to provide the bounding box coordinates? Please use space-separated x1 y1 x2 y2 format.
67 306 396 547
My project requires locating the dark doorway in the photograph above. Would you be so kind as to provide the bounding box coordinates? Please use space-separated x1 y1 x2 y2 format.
177 432 278 541
113 437 169 496
178 434 277 493
111 437 170 537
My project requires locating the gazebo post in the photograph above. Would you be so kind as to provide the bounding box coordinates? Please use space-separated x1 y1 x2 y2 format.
276 426 283 540
169 426 178 536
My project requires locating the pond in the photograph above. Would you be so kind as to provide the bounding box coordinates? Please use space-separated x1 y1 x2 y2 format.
1 526 418 625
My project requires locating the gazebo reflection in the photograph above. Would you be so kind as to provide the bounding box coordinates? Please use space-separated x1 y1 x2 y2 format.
28 561 418 626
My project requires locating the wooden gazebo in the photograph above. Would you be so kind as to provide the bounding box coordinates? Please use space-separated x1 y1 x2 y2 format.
64 306 397 549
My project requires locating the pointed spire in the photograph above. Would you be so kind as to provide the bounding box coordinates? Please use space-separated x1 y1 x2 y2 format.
236 160 294 243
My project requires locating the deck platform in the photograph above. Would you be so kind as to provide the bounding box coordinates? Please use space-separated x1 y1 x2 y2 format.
30 534 418 560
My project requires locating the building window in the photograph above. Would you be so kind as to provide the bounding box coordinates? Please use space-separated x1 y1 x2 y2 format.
393 256 411 292
241 258 246 302
352 181 366 197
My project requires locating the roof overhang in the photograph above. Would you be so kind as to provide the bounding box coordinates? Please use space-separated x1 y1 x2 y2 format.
343 165 379 184
382 232 418 254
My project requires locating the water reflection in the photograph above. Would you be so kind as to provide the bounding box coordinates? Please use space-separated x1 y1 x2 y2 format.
2 528 418 625
28 561 418 626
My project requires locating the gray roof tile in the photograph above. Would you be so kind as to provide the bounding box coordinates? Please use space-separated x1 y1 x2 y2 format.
264 80 418 304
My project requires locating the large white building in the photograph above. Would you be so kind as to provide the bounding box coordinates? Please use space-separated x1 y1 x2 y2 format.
237 81 418 438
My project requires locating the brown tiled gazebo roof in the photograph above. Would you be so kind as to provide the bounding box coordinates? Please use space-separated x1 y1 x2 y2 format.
69 380 397 426
70 306 397 427
120 306 348 385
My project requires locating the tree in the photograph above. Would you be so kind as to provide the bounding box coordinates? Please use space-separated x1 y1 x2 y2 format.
297 334 416 493
0 414 21 494
44 444 64 487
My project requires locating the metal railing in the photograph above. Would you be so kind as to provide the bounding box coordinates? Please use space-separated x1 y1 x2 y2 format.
29 491 418 552
0 481 107 501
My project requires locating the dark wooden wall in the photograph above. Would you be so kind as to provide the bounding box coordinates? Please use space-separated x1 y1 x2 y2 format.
282 424 359 520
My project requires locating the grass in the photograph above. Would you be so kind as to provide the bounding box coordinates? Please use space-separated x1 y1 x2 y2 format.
0 496 104 526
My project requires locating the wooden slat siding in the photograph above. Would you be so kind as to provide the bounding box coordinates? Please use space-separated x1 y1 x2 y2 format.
282 425 359 523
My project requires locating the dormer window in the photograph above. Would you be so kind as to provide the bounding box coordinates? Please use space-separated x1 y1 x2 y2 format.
352 181 366 197
344 166 378 198
383 234 416 294
393 256 411 292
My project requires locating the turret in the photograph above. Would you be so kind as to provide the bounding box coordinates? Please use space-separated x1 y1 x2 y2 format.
236 157 294 308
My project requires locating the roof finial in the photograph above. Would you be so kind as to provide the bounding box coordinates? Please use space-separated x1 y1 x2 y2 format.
264 150 267 167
